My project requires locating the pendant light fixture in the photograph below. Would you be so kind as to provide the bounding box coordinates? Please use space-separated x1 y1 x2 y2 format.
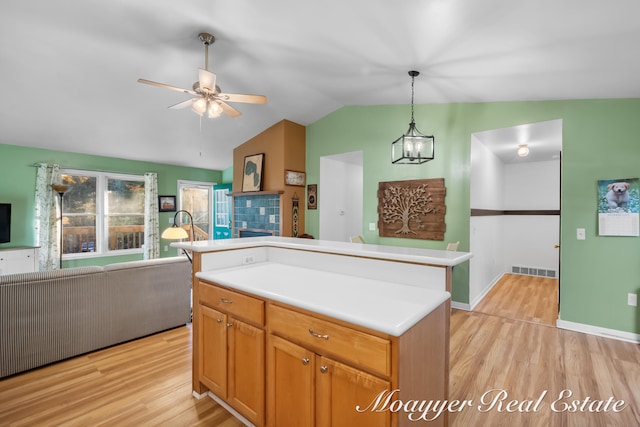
391 71 435 164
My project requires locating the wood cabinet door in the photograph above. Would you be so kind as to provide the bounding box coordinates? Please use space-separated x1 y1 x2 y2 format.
199 305 227 397
228 318 265 426
316 356 391 427
267 335 315 427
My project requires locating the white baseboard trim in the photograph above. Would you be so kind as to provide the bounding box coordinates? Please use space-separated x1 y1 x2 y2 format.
556 319 640 344
468 272 505 311
191 390 208 400
207 391 256 427
451 301 471 311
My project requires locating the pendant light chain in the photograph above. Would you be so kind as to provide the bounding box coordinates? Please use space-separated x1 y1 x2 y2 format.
410 73 415 124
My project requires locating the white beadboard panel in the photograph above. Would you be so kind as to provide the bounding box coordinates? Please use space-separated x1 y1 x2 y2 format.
502 215 559 273
469 215 504 305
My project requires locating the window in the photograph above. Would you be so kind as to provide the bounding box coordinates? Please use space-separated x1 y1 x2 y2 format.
61 170 145 257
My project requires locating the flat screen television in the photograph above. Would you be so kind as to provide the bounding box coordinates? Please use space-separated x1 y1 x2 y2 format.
0 203 11 244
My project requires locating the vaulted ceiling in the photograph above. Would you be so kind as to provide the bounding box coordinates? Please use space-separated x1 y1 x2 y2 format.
2 0 639 170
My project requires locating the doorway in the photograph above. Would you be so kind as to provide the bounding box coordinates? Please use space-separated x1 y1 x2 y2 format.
213 184 232 239
318 151 363 242
469 120 562 320
178 180 214 240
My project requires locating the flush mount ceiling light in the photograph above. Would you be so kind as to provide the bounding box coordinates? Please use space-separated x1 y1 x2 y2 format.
517 144 530 157
391 71 435 164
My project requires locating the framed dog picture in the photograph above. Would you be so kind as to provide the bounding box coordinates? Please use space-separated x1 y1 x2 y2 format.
597 178 639 236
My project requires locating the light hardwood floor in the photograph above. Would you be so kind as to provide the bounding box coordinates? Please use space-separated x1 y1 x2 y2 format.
0 325 244 427
474 273 559 326
1 291 638 426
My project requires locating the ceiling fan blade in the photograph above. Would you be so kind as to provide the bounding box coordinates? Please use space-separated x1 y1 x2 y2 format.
198 69 216 93
217 92 267 104
218 101 242 118
137 78 198 96
168 98 196 110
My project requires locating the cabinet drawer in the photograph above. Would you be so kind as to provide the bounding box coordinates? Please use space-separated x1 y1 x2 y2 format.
200 281 264 326
268 304 391 377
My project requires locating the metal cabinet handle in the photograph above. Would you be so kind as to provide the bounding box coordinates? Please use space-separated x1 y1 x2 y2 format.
302 358 310 365
308 328 329 340
216 318 223 323
226 322 233 328
320 366 328 374
220 298 233 304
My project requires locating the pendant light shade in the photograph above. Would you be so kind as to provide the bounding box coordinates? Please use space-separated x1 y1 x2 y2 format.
391 71 435 164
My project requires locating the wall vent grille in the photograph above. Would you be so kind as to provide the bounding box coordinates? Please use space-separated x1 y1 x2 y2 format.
511 266 556 278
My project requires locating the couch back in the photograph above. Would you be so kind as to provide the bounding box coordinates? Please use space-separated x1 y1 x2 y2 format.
0 257 191 378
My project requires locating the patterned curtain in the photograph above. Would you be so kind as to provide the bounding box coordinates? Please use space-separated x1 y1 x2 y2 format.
34 163 61 271
143 172 160 259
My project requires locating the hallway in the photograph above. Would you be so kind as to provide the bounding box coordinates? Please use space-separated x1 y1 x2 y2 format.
473 273 559 326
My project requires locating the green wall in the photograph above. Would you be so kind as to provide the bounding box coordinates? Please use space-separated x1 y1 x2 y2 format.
0 143 222 267
221 166 234 184
306 99 640 335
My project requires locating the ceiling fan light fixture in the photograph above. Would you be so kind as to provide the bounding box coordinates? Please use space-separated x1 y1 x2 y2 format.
207 101 223 118
137 32 267 119
192 98 207 115
391 71 435 165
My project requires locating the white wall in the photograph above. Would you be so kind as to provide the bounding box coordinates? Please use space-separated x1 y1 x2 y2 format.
319 152 363 242
503 161 559 210
470 135 504 209
502 160 560 274
470 136 505 305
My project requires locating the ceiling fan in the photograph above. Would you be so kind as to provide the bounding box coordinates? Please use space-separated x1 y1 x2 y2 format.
137 32 267 118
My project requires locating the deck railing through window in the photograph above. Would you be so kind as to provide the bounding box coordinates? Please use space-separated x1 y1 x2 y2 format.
63 224 210 254
63 226 145 253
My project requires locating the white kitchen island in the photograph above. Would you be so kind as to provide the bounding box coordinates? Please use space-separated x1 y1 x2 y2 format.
173 237 471 427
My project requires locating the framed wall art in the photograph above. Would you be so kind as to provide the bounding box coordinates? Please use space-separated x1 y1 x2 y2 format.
285 170 306 186
307 184 317 209
242 153 265 192
377 178 446 240
158 195 176 212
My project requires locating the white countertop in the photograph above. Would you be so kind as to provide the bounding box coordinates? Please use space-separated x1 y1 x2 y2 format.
196 262 451 336
173 236 472 267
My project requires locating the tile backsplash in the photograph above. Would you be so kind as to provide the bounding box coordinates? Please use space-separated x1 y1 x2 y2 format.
233 194 281 237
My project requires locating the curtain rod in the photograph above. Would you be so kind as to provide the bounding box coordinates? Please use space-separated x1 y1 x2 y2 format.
31 163 156 175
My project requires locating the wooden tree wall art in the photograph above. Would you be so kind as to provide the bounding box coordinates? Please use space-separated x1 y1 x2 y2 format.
377 178 446 240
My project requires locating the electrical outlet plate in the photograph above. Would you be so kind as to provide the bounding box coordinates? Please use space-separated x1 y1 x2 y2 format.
576 228 586 240
242 255 255 265
628 293 637 307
